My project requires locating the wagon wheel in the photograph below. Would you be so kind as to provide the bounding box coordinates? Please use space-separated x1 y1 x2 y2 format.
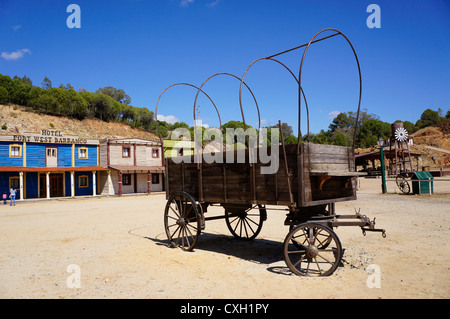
396 176 410 194
164 191 201 251
283 222 342 276
225 204 267 241
289 223 333 250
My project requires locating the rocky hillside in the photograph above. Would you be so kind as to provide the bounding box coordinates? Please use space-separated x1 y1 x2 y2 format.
0 104 159 141
409 126 450 168
355 124 450 170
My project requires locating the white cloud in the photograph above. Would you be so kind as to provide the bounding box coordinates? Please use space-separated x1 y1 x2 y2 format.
180 0 194 7
328 111 340 120
12 25 21 31
207 0 220 7
157 114 179 124
1 48 31 61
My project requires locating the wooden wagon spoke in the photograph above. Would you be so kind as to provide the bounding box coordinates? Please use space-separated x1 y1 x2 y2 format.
315 252 334 266
313 258 323 275
292 255 307 269
243 218 256 236
169 205 180 218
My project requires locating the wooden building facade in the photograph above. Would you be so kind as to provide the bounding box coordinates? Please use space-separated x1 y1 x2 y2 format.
99 138 164 196
0 130 108 200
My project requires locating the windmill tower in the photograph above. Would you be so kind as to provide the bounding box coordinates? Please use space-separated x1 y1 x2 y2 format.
389 122 413 176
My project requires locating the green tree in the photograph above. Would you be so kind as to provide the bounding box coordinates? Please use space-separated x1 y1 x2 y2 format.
28 94 59 113
93 94 114 121
357 118 391 148
284 135 298 145
332 133 348 146
416 108 441 128
401 120 418 134
96 86 131 105
329 112 352 132
10 78 31 105
0 87 9 103
41 76 52 90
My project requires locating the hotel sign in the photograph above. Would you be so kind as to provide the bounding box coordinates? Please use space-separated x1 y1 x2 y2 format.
12 129 88 144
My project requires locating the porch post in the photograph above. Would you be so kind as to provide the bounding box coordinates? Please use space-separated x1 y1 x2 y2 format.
70 171 75 197
46 172 50 199
147 171 151 195
19 172 24 201
92 171 97 196
107 170 114 195
118 171 122 196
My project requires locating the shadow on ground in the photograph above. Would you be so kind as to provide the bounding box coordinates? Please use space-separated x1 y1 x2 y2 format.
129 226 298 275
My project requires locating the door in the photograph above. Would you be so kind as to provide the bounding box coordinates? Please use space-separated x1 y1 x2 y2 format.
39 175 46 198
50 174 64 197
46 147 58 167
39 174 64 198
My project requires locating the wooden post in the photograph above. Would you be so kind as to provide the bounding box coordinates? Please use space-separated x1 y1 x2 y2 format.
118 171 122 196
46 172 50 199
147 171 151 195
70 171 75 197
92 171 97 196
19 172 24 201
107 170 114 195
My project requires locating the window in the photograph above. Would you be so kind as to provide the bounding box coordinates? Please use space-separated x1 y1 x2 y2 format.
9 144 22 158
79 175 89 188
9 177 20 189
152 148 159 158
122 174 131 186
152 174 160 184
78 147 88 159
46 148 57 157
122 146 131 158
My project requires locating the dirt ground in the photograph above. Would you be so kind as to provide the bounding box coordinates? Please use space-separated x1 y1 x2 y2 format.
0 177 449 299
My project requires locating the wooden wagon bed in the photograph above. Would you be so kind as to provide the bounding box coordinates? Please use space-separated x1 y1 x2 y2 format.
165 143 365 208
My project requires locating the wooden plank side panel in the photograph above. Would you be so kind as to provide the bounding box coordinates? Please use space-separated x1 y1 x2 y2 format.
300 143 358 206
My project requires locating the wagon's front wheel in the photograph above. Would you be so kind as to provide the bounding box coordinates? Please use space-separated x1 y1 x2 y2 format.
164 191 201 251
283 222 342 276
225 204 266 241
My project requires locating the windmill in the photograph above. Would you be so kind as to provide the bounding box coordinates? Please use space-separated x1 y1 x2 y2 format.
387 122 414 194
389 122 414 177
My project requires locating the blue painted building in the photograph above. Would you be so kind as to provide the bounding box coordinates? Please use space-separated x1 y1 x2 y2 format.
0 129 108 200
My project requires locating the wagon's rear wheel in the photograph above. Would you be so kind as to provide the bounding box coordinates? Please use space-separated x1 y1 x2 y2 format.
225 204 267 241
283 222 342 276
164 191 201 251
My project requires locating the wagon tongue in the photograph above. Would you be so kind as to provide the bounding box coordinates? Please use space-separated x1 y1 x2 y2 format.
356 210 386 238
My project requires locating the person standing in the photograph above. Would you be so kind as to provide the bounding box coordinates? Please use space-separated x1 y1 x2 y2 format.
9 188 16 206
2 192 7 205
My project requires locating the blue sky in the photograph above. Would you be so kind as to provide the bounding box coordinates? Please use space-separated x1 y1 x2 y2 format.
0 0 449 136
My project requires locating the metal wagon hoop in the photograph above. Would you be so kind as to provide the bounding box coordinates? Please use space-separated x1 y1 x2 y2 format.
193 72 261 146
238 56 311 141
298 28 363 149
154 82 222 142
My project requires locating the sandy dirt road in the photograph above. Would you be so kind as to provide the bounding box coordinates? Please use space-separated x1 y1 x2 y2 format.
0 178 449 299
